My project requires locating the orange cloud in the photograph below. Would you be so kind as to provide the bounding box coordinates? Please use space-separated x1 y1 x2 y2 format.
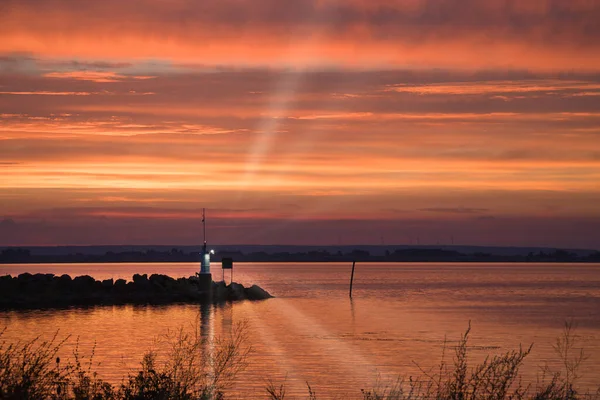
385 81 600 96
0 91 95 96
2 34 598 72
43 71 157 82
1 0 600 70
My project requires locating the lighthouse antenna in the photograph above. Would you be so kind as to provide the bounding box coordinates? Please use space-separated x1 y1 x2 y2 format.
202 208 206 247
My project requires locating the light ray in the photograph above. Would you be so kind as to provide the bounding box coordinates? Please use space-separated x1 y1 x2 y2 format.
235 1 340 202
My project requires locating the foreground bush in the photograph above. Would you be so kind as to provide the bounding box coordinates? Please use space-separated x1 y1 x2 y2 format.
1 322 599 399
267 322 600 400
0 323 250 400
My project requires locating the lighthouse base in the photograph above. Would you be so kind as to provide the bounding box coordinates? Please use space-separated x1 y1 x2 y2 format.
198 273 212 293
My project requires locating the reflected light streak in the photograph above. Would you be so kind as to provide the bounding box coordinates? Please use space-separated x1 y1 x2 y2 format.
237 299 379 396
271 299 380 382
235 302 304 393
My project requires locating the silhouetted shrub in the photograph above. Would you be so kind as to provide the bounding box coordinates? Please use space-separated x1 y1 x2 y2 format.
1 322 251 400
267 323 600 400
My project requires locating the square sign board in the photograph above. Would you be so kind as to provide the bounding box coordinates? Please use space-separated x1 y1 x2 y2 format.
222 257 233 269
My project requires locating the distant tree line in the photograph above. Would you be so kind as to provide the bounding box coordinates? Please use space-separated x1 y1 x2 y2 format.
1 247 600 264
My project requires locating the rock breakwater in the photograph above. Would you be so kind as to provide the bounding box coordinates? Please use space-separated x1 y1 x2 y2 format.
0 273 272 309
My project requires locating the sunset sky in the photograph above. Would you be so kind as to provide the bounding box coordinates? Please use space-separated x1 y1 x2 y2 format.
1 0 600 248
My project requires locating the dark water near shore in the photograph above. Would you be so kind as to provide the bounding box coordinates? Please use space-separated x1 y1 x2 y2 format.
1 262 600 398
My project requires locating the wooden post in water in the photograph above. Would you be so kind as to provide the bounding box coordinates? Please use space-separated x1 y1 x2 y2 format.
349 261 356 298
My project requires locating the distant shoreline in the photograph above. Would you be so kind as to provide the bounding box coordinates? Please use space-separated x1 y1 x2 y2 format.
3 260 600 264
2 246 599 264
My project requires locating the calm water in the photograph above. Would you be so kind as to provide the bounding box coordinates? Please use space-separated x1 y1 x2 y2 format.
1 262 600 398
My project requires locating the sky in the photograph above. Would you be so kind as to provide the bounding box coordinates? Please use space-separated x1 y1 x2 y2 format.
1 0 600 248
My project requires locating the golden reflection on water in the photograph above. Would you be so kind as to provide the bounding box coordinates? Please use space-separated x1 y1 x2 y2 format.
1 263 600 398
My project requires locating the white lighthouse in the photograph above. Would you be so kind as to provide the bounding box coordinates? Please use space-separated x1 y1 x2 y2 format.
198 208 213 291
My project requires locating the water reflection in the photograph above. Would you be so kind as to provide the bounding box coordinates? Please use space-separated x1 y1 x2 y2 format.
1 263 600 398
199 302 213 340
220 302 234 336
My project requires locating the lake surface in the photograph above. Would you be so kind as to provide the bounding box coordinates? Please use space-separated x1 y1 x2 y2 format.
1 262 600 398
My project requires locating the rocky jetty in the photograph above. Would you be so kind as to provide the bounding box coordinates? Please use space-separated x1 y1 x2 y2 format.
0 273 273 310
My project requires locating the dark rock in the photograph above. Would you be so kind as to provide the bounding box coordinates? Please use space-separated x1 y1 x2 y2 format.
17 272 33 281
245 284 273 300
132 273 147 283
56 274 72 290
26 273 54 291
0 275 14 292
227 282 246 301
72 275 96 293
149 274 174 288
34 273 54 281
